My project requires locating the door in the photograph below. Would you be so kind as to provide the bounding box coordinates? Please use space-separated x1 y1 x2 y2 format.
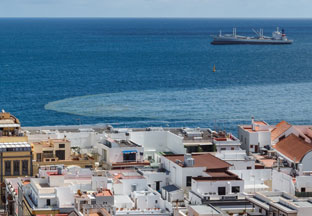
156 181 160 191
255 145 259 153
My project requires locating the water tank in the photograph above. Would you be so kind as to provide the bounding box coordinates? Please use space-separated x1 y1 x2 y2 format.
186 158 195 167
57 166 62 175
184 153 192 163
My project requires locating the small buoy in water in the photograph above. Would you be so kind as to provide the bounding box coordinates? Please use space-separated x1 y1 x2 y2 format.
213 64 216 72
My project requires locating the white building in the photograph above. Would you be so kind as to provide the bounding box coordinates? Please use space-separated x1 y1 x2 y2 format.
129 129 186 161
98 137 149 169
108 169 148 196
238 118 271 153
159 153 232 189
214 150 255 170
187 205 225 216
212 134 241 152
247 191 312 216
161 184 184 203
189 171 244 204
138 167 169 192
273 134 312 172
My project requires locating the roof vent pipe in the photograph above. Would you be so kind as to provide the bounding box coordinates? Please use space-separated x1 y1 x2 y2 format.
251 117 255 131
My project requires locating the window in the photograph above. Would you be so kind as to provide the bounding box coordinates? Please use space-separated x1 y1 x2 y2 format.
250 145 253 148
123 152 136 162
22 160 28 175
221 148 226 151
232 186 240 193
247 166 252 170
301 187 306 192
59 144 65 148
231 147 235 150
218 187 226 195
13 161 20 176
43 151 53 158
5 161 11 176
46 199 50 206
36 153 42 162
55 150 65 160
186 176 192 187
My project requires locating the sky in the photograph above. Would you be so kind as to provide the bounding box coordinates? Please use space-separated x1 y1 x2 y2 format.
0 0 311 18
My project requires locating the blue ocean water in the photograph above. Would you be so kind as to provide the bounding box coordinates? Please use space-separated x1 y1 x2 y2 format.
1 18 312 134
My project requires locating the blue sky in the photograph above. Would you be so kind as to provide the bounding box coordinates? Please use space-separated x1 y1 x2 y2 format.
0 0 311 18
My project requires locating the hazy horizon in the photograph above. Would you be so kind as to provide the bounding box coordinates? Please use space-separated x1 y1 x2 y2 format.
0 0 311 18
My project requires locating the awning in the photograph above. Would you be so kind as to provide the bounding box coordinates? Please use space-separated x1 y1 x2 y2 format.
122 150 137 154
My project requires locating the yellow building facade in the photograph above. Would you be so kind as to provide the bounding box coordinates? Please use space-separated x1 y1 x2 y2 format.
31 138 96 175
0 111 33 206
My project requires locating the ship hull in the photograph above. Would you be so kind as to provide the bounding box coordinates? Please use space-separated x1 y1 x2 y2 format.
211 38 293 45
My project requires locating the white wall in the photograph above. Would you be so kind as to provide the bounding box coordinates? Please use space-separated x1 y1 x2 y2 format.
238 126 271 154
28 131 105 148
130 131 185 155
120 178 148 196
132 191 163 210
98 143 144 164
272 170 295 195
296 176 312 192
56 187 74 208
160 155 205 188
227 160 255 170
191 179 244 196
91 176 107 190
142 171 168 191
231 169 272 185
301 151 312 172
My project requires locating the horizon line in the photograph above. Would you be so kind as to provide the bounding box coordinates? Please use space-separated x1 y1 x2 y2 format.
0 17 312 19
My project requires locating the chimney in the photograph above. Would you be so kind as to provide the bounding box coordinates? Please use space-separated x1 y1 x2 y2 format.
251 117 256 131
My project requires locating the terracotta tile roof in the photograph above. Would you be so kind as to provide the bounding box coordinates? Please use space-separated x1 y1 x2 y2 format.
273 134 312 163
271 121 292 141
164 153 231 170
193 171 241 181
206 170 235 177
255 121 268 126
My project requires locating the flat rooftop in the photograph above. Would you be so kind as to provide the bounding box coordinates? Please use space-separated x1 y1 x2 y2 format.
103 137 141 148
189 205 221 214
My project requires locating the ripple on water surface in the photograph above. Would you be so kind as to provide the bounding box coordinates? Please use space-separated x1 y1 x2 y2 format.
45 82 312 124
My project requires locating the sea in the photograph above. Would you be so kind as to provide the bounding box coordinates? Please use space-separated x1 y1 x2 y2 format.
1 18 312 134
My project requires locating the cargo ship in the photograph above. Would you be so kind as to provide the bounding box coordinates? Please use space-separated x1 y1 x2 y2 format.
211 27 293 45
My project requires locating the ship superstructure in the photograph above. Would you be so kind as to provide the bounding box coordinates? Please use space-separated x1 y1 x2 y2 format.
211 27 293 45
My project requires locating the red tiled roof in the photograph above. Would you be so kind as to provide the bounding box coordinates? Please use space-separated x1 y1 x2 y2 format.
254 121 267 126
193 171 241 181
273 134 312 163
164 153 231 170
271 121 292 141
